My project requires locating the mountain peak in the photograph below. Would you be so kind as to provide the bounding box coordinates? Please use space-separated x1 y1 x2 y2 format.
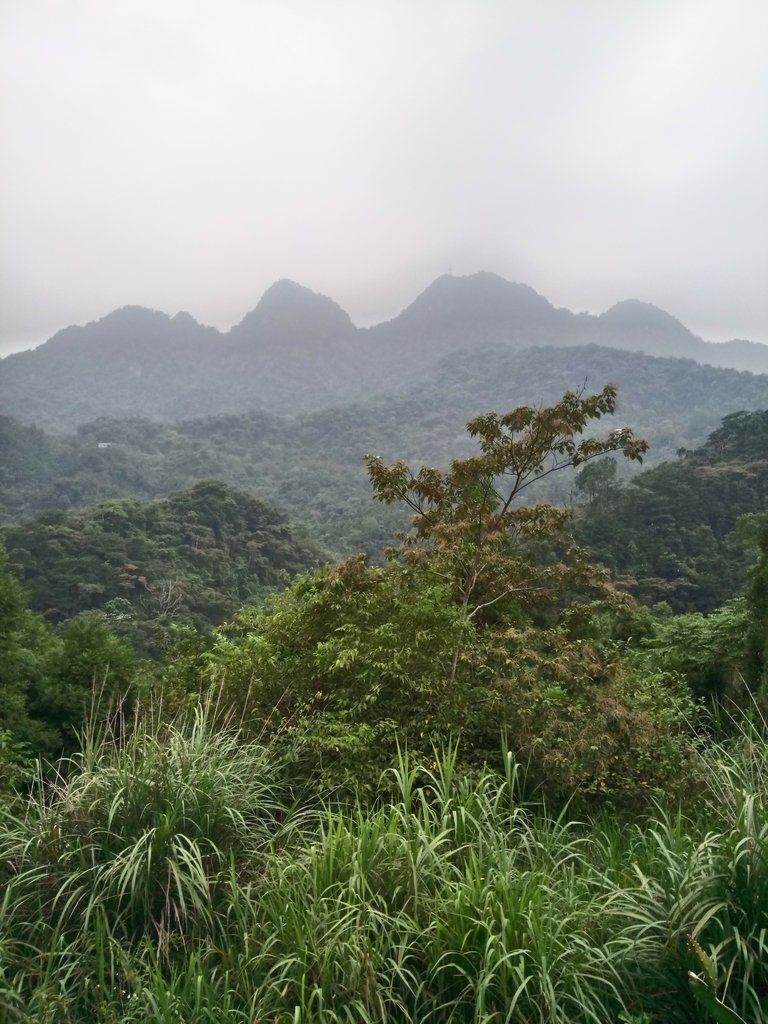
258 278 319 304
171 310 201 327
394 272 558 327
600 299 690 333
29 306 173 357
93 305 172 327
233 280 354 337
419 270 551 304
373 273 564 354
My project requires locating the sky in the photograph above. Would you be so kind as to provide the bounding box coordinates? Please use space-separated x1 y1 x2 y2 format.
2 0 767 357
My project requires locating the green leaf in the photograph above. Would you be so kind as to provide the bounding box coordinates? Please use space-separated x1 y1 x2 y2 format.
688 972 748 1024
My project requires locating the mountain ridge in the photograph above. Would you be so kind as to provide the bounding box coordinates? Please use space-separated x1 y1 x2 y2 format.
2 272 767 431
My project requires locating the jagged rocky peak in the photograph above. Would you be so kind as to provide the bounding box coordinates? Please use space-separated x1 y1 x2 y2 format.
232 279 355 338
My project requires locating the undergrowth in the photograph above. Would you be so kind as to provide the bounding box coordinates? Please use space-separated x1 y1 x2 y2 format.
0 708 765 1023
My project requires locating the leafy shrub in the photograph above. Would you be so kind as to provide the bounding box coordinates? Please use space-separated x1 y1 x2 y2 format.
166 557 487 795
636 599 751 705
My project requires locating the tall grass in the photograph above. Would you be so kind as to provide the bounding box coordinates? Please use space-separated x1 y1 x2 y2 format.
0 705 297 1019
0 712 765 1022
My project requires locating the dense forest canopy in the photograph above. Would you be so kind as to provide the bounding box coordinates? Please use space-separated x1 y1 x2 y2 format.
4 389 766 785
1 317 767 1022
3 342 768 562
3 481 322 654
573 409 768 612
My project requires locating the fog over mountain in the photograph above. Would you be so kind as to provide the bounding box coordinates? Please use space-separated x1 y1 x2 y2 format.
1 272 767 432
2 2 767 355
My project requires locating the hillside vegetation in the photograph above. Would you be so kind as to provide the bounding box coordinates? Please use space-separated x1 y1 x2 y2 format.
1 379 767 1023
3 272 768 430
1 711 765 1023
574 409 768 612
3 480 322 655
3 343 768 559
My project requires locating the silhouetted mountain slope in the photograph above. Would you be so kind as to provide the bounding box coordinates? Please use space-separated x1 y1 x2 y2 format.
230 279 355 343
714 338 768 373
361 273 577 386
596 300 700 357
0 307 223 428
220 280 365 407
2 273 767 430
374 272 568 342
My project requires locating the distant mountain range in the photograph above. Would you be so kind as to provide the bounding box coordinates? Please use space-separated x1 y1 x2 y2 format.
2 272 767 431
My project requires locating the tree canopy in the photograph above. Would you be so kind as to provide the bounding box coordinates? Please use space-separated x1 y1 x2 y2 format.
367 385 648 622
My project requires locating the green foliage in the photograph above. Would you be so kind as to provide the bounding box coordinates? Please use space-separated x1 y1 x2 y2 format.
745 514 768 692
586 509 768 713
0 544 62 762
0 721 766 1022
693 408 768 462
367 384 647 621
43 618 136 735
166 557 484 795
4 321 768 1020
634 600 752 703
3 344 768 559
361 386 692 806
4 480 322 656
0 708 294 962
156 388 692 808
575 454 618 503
0 543 138 769
689 938 748 1023
488 630 697 807
575 410 768 613
0 730 26 803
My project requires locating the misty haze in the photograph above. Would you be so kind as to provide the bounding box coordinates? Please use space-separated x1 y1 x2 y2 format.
2 3 768 1022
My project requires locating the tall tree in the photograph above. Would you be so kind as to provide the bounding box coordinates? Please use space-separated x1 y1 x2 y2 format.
366 385 648 627
162 389 692 806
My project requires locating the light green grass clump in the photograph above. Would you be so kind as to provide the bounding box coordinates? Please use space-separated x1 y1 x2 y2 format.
0 711 765 1023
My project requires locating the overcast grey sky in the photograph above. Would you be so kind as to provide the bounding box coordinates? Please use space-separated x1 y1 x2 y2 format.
2 0 767 356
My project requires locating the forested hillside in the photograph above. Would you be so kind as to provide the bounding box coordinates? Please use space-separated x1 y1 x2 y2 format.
3 273 768 429
2 481 322 655
1 285 767 1023
574 409 768 612
5 0 767 1012
3 344 768 558
2 383 767 1023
